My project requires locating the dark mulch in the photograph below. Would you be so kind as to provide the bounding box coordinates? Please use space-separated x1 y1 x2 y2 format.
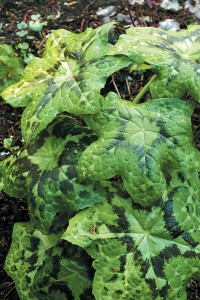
0 1 200 299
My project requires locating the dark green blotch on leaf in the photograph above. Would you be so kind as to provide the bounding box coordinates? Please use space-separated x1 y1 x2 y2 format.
119 235 134 252
51 254 61 278
29 236 40 252
113 205 129 232
119 254 127 273
26 253 38 266
59 179 74 193
152 244 181 278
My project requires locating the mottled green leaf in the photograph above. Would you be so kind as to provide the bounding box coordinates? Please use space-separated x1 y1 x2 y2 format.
1 23 131 144
4 222 57 300
0 149 29 199
107 25 200 102
31 241 94 300
5 222 94 300
0 116 106 233
79 92 200 207
63 177 200 300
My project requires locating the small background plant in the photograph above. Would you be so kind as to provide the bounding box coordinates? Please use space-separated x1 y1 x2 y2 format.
0 44 24 93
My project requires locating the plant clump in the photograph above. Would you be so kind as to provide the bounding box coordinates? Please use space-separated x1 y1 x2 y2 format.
0 23 199 300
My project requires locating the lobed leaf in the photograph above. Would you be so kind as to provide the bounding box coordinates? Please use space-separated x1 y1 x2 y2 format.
107 25 200 102
78 92 200 207
4 222 57 300
63 176 200 300
1 23 131 144
31 241 94 300
0 116 106 233
4 222 94 300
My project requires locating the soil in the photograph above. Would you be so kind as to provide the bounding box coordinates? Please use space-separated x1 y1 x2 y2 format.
0 1 200 299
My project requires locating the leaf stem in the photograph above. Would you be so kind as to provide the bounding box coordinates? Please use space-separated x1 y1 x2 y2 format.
133 74 157 104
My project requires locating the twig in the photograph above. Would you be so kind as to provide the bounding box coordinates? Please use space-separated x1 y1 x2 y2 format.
2 285 15 300
125 77 131 98
45 0 56 8
188 279 199 300
126 0 135 27
139 6 147 26
111 74 121 98
23 9 33 22
80 18 85 33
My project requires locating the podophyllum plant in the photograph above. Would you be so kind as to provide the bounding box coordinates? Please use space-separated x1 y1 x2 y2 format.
0 22 200 299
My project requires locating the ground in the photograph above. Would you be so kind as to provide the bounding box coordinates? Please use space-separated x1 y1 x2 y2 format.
0 0 200 299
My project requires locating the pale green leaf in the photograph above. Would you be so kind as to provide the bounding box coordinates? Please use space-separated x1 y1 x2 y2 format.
1 23 131 144
107 25 200 102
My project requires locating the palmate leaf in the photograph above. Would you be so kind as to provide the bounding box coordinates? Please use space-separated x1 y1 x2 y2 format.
4 222 57 300
63 175 200 300
107 25 200 102
4 222 94 300
0 115 105 233
1 23 131 144
78 92 200 207
31 240 94 300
